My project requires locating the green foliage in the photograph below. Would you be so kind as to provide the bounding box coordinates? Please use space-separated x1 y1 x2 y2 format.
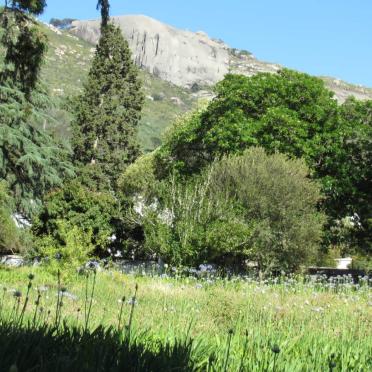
0 81 75 216
32 181 118 256
118 152 158 199
142 175 250 266
8 1 46 15
208 148 325 271
326 97 371 253
33 221 95 275
0 6 47 94
0 5 75 216
157 70 371 256
157 69 338 176
145 148 324 270
0 181 20 253
71 22 144 191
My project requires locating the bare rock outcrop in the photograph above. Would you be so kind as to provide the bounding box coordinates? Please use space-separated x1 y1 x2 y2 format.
70 15 372 102
71 15 231 88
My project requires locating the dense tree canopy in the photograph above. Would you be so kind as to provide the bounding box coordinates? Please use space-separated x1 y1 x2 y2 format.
155 69 371 255
156 69 339 176
0 4 74 216
6 1 46 15
71 21 144 191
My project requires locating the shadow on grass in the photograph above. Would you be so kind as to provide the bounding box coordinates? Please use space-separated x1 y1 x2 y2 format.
0 323 196 372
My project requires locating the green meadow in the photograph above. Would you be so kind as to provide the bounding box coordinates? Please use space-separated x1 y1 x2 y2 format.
0 267 370 371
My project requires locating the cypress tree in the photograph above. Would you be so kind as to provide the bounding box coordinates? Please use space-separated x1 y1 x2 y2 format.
96 0 110 28
72 3 144 191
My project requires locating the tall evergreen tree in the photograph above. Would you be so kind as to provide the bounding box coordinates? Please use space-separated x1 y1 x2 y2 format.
96 0 110 28
72 3 144 191
0 2 74 217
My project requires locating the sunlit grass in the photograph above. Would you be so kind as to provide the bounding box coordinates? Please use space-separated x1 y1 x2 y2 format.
0 266 371 370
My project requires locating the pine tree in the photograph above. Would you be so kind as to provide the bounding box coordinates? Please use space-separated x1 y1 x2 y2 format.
0 3 75 217
71 7 144 191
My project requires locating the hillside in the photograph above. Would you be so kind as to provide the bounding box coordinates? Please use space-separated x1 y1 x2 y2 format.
40 16 372 151
71 15 372 102
40 23 196 152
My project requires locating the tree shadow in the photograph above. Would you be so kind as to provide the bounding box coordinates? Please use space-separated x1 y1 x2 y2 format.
0 323 195 372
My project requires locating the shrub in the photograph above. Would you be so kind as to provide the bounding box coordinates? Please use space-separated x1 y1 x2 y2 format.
143 148 324 271
208 148 325 271
142 176 252 266
32 181 119 256
0 181 20 254
33 221 95 276
118 152 158 200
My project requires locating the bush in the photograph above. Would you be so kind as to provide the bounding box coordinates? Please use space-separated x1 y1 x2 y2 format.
142 176 252 266
118 152 158 200
33 221 95 276
143 148 325 271
0 181 20 254
209 148 325 271
32 181 119 257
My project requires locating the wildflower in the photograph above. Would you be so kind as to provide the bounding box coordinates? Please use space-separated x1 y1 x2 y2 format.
312 307 323 313
28 273 35 281
271 344 280 354
13 290 22 298
61 291 78 301
55 252 62 260
127 297 137 306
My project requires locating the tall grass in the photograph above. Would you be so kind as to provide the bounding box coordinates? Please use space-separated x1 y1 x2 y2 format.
0 267 370 370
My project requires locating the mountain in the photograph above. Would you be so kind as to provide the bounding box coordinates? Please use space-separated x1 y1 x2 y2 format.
39 16 372 152
40 22 196 152
70 15 372 102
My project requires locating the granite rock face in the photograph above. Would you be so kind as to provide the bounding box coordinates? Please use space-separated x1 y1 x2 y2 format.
71 15 232 88
70 15 372 102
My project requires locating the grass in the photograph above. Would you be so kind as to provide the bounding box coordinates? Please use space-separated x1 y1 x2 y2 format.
0 266 371 370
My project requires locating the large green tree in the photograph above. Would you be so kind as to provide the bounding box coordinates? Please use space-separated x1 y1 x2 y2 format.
96 0 109 28
156 70 371 254
0 2 74 217
156 70 339 176
71 3 144 191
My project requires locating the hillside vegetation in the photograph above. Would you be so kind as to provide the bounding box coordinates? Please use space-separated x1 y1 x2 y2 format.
40 24 196 151
40 22 372 152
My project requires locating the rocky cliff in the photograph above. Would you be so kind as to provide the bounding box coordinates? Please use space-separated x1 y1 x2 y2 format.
71 15 233 88
70 15 372 102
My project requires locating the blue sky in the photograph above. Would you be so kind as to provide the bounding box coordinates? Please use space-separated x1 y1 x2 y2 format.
7 0 372 86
